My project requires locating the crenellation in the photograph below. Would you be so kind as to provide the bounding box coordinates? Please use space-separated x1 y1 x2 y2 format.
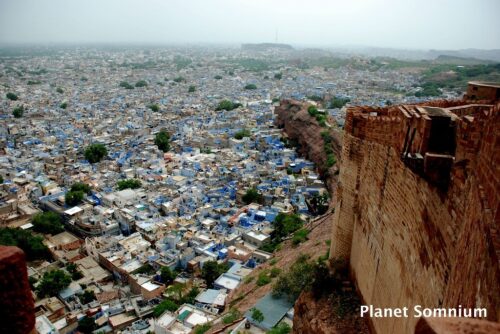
330 82 500 334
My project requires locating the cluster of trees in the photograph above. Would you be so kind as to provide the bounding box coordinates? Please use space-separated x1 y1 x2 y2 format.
117 179 141 190
36 269 71 298
215 99 242 111
65 182 92 207
32 211 63 235
260 213 304 253
153 283 200 317
84 143 107 163
12 105 24 118
328 96 350 109
201 260 229 287
234 128 251 140
242 187 263 205
0 227 49 260
66 262 83 280
321 130 337 168
154 130 170 152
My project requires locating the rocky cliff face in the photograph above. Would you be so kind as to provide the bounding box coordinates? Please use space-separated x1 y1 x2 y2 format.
274 99 342 194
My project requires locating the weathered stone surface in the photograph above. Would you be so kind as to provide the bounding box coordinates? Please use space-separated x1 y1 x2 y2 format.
0 246 35 334
330 98 500 334
274 99 343 194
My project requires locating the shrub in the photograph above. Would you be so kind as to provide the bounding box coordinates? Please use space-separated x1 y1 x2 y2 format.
256 271 271 286
272 254 315 301
244 83 257 90
250 308 264 323
56 87 64 93
222 308 241 324
214 75 223 80
270 267 281 278
292 228 309 245
193 323 211 334
173 76 185 83
268 323 292 334
307 106 318 117
327 154 336 167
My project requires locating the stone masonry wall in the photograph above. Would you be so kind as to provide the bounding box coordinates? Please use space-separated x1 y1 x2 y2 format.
330 99 500 334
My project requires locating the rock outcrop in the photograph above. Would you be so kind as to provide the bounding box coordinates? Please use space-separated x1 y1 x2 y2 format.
274 99 342 193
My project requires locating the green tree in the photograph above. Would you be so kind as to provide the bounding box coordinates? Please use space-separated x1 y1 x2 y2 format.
70 182 92 194
148 104 160 112
242 187 263 205
84 143 107 163
251 308 264 323
244 83 257 90
6 92 18 101
119 81 134 89
56 87 64 94
65 190 84 206
214 75 222 80
201 260 229 287
32 212 63 235
80 290 96 304
154 130 170 152
77 316 96 334
234 129 251 140
12 106 24 118
188 85 196 93
0 175 3 183
272 213 303 240
173 76 185 83
117 178 141 190
153 299 179 317
274 73 283 80
215 100 241 111
160 266 176 285
0 227 49 260
272 254 315 301
135 80 148 87
37 269 71 298
59 102 68 109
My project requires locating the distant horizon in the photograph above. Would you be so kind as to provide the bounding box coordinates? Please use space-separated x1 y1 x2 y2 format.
1 0 499 50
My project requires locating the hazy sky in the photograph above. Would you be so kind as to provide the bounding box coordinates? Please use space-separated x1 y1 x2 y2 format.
0 0 499 50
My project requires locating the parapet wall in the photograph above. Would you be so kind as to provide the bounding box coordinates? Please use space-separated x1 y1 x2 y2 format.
330 98 500 333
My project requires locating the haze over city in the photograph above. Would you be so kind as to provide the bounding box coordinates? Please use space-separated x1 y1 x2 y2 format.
1 0 500 50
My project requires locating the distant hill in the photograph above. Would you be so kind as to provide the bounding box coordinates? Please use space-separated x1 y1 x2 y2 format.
434 54 493 65
242 43 294 51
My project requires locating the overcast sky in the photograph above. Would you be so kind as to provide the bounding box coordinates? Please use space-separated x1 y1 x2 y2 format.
0 0 499 50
